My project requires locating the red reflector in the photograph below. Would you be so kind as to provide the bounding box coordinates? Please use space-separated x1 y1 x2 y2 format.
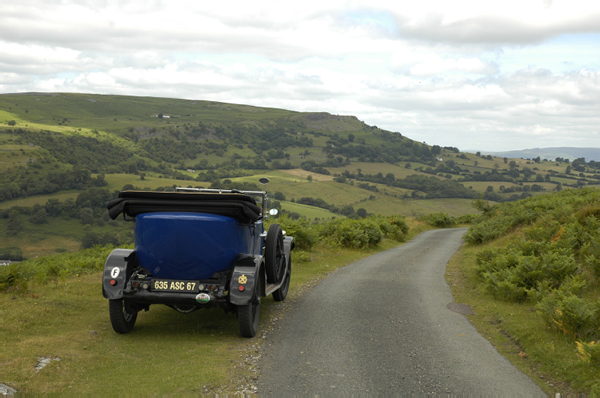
110 279 117 286
238 285 245 292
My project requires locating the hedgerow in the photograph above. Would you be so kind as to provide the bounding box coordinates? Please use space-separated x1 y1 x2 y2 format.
1 245 124 292
317 215 408 249
419 212 455 228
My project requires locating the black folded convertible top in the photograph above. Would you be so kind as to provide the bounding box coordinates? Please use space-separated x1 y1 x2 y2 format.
106 190 261 224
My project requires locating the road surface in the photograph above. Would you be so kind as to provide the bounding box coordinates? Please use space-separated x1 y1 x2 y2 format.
257 228 544 395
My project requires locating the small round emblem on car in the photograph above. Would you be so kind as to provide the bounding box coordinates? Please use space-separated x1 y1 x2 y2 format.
196 293 210 304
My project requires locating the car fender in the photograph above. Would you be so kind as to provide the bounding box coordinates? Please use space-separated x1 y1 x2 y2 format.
229 254 263 306
283 236 294 261
102 249 135 299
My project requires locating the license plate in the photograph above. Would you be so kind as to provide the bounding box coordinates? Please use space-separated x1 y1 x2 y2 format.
152 279 199 293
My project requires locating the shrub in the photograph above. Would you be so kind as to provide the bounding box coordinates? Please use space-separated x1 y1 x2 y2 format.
455 213 479 224
373 215 409 242
536 292 599 340
419 212 455 228
576 340 600 366
318 218 384 249
270 214 316 251
475 240 580 302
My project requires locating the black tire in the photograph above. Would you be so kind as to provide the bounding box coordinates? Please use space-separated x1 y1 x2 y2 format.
109 299 138 334
265 224 285 283
272 256 291 302
237 275 261 338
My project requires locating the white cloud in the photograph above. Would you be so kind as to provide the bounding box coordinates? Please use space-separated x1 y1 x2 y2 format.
0 0 599 151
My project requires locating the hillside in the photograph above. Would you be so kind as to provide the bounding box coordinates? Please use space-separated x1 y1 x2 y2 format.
1 92 600 259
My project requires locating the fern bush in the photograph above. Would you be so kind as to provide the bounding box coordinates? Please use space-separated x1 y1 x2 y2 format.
373 215 409 242
317 215 409 249
270 214 317 250
318 218 384 249
467 187 600 382
476 241 579 302
536 291 599 340
419 212 455 228
576 340 600 366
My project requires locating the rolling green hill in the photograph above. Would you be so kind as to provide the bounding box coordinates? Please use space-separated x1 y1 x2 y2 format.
2 92 599 258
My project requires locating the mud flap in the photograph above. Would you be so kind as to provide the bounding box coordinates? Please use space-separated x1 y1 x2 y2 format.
229 254 263 306
102 249 135 299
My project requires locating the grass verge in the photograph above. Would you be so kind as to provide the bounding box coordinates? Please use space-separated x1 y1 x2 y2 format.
446 241 600 396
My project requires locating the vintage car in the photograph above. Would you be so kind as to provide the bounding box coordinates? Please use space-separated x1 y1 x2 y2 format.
102 178 293 337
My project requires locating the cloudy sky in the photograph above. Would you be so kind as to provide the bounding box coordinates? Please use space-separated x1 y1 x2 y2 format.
1 0 599 151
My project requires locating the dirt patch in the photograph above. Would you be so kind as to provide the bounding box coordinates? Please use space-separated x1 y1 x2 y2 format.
281 169 334 182
446 302 475 315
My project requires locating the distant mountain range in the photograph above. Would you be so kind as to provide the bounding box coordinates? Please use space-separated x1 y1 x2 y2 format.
480 148 600 162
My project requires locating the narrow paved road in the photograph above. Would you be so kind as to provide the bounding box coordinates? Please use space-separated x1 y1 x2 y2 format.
257 228 544 395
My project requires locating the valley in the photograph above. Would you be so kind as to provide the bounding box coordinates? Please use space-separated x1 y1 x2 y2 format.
1 92 599 259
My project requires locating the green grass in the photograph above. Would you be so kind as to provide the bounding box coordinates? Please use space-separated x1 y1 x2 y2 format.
0 191 81 210
1 274 243 394
103 173 207 192
279 201 341 220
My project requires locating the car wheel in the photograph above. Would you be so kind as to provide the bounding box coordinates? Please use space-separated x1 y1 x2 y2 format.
237 276 261 338
265 223 285 283
109 298 138 334
272 256 291 302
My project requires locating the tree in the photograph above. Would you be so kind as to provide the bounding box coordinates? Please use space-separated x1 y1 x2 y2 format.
356 208 367 218
340 205 355 216
431 145 442 155
7 211 23 234
29 209 48 224
307 175 313 182
273 192 286 201
81 231 100 249
79 208 94 225
45 198 62 216
7 120 16 126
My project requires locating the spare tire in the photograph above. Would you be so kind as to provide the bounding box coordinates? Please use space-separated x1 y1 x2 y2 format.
265 223 285 283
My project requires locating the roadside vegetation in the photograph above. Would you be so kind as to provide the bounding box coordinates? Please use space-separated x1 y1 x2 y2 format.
448 188 600 395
